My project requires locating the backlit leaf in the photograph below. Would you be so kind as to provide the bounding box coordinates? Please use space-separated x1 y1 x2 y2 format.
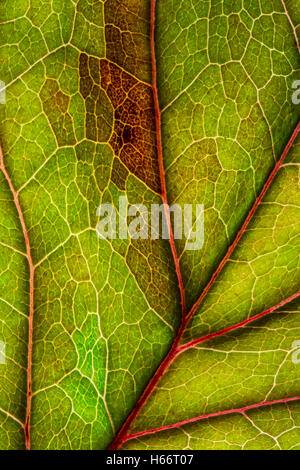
0 0 299 450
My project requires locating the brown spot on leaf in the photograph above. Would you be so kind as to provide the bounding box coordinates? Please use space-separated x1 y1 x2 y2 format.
104 0 151 83
79 53 160 193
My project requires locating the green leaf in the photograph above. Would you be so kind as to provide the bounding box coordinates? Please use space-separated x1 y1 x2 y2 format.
0 0 299 450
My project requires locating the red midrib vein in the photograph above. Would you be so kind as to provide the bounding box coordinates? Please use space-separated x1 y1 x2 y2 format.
109 291 300 448
0 145 34 450
108 0 300 447
150 0 185 317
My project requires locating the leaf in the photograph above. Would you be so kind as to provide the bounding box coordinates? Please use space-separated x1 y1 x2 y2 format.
0 0 299 450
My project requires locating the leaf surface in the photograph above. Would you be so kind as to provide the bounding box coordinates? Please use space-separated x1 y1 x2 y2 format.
0 0 299 450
